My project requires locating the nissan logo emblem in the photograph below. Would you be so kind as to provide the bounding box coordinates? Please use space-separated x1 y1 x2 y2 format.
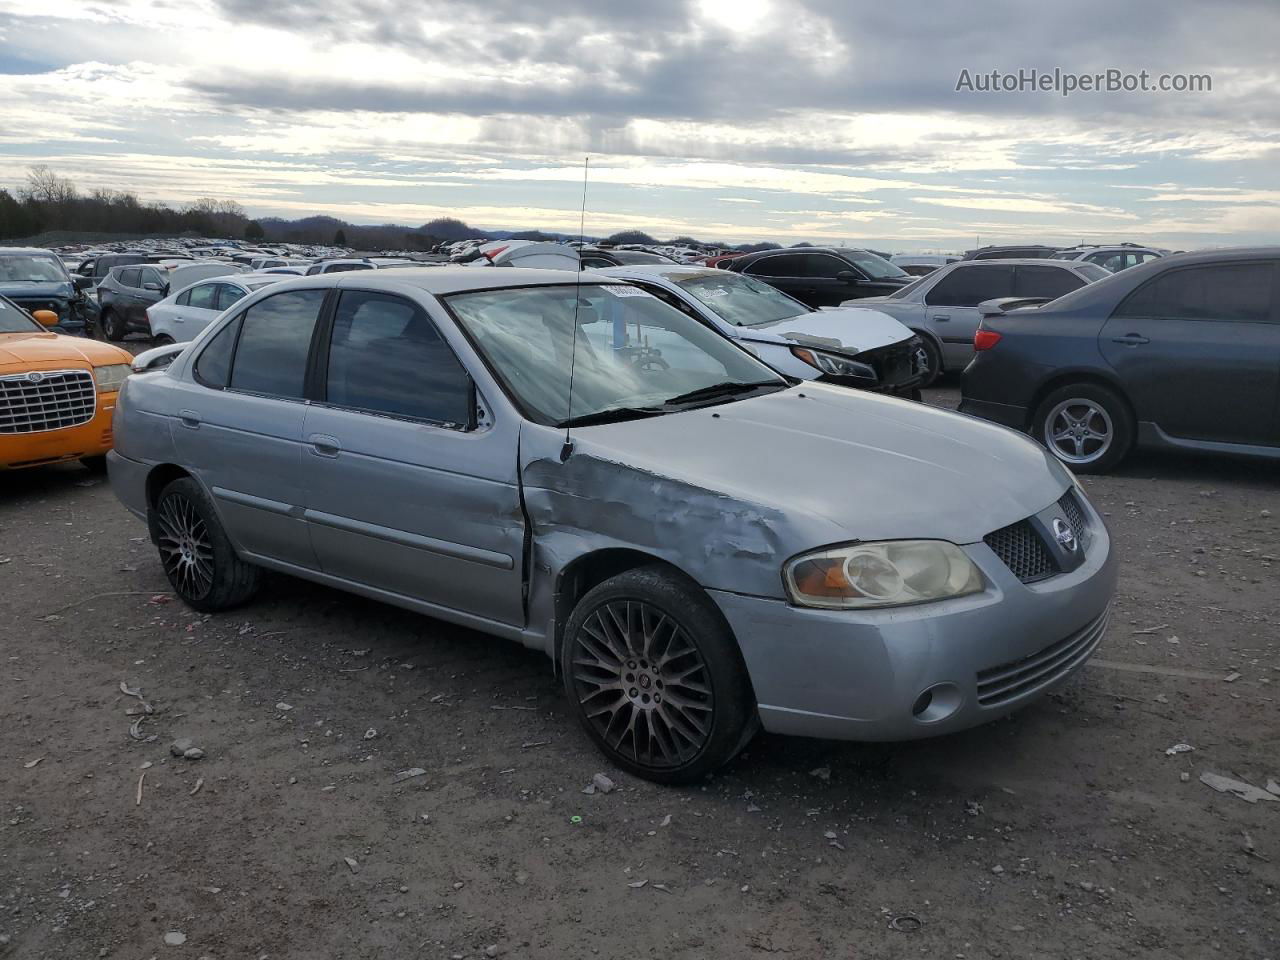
1052 518 1078 553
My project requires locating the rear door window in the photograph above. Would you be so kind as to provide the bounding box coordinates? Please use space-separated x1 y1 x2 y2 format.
1115 262 1274 322
924 265 1015 306
324 291 471 425
1013 265 1084 300
187 284 219 310
118 267 141 288
228 289 326 398
744 255 802 277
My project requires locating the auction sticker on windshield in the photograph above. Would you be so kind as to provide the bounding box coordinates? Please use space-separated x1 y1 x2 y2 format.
603 286 654 298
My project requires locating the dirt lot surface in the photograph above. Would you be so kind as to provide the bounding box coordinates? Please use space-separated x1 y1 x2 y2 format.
2 383 1278 960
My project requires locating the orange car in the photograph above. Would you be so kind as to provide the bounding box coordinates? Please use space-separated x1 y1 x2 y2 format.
1 294 134 471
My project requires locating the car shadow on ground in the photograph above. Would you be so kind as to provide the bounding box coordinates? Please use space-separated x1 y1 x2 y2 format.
247 566 1089 801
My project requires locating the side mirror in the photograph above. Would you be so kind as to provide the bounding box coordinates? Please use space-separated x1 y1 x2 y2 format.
32 309 60 327
131 342 185 373
143 282 163 292
835 270 858 283
73 275 93 291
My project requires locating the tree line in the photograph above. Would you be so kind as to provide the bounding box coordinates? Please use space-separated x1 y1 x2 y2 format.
0 166 785 252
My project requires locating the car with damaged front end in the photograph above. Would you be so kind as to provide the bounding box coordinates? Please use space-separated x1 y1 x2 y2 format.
105 268 1116 783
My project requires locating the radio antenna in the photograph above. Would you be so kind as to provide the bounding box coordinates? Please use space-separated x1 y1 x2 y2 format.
560 155 589 462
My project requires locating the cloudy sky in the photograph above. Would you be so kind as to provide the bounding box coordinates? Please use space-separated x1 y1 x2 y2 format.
1 0 1278 249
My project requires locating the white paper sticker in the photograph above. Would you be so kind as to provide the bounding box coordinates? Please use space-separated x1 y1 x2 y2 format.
603 285 653 298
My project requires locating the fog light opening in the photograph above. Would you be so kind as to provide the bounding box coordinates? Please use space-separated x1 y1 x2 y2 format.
911 683 962 724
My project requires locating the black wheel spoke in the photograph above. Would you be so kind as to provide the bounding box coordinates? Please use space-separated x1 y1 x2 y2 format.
570 598 714 770
158 493 215 599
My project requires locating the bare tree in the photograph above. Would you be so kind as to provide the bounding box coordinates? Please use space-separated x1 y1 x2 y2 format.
22 165 78 206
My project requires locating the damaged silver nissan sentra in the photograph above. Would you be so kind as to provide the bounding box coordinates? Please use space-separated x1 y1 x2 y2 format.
107 268 1116 783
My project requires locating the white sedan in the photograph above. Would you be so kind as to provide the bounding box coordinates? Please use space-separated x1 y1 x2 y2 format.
596 265 928 394
147 274 284 344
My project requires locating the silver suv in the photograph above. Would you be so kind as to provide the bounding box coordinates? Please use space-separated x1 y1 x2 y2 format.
107 269 1115 782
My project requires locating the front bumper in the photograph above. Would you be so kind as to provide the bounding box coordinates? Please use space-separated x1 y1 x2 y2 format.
0 393 117 469
710 492 1116 741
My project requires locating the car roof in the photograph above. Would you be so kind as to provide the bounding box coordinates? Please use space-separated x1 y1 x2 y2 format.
946 257 1091 267
283 266 618 296
595 264 712 279
0 247 58 256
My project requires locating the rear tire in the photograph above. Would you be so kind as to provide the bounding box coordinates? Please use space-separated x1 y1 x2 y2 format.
102 308 127 342
153 477 260 612
1032 383 1134 474
561 565 756 784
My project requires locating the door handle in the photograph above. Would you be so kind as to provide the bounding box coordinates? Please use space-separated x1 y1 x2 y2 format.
178 409 200 429
174 315 184 323
308 434 341 458
1111 333 1150 346
933 314 950 322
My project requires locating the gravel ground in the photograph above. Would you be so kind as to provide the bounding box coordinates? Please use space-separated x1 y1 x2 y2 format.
1 381 1277 960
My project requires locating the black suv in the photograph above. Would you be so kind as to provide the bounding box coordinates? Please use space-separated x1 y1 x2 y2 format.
726 247 913 307
97 264 171 339
961 247 1280 473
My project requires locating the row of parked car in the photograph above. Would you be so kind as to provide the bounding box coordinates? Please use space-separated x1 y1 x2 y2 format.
5 232 1274 783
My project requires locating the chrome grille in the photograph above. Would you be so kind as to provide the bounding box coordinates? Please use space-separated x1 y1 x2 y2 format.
976 607 1109 707
0 369 97 434
1059 491 1087 540
984 519 1054 583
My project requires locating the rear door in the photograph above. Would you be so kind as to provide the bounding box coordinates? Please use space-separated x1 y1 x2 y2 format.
301 288 526 625
1099 260 1279 446
740 254 816 305
923 263 1014 368
166 282 223 340
169 288 328 568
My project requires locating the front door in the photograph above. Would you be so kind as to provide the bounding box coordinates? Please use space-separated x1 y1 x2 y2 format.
301 289 526 626
1099 260 1279 446
169 287 328 568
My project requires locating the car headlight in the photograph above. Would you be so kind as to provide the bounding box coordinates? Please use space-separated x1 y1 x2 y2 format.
93 363 132 393
783 540 984 610
789 346 876 380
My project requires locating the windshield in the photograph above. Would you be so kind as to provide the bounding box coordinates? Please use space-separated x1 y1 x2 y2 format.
447 283 786 426
672 271 807 326
0 297 42 333
844 250 909 280
0 254 70 284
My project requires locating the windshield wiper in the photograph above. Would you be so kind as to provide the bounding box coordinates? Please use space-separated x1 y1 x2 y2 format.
662 380 782 407
556 406 670 428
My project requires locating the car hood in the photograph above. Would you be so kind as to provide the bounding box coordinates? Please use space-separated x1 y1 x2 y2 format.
523 383 1070 561
0 281 75 301
0 331 132 370
738 306 914 354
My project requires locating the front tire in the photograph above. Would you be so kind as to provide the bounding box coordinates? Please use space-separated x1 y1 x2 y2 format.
152 334 175 347
1033 383 1134 474
561 566 755 784
153 477 260 612
102 308 127 342
914 334 942 387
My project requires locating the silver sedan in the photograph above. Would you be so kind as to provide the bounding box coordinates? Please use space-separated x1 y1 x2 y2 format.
107 269 1116 783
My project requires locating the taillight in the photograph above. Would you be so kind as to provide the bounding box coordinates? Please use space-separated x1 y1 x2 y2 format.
974 329 1002 351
